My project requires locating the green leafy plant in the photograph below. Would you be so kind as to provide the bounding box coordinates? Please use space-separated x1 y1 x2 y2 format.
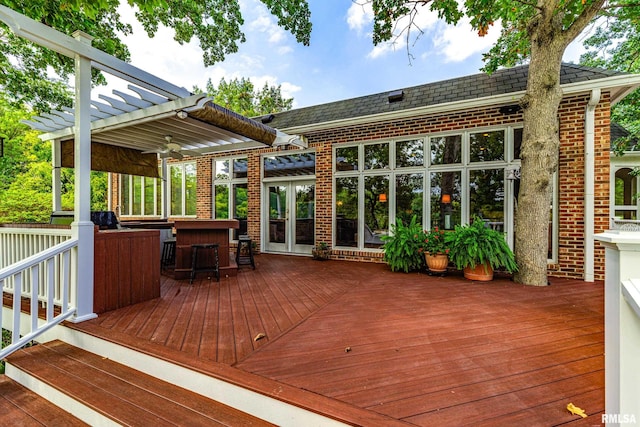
312 242 331 260
316 242 329 250
445 217 518 273
422 226 449 255
382 216 425 273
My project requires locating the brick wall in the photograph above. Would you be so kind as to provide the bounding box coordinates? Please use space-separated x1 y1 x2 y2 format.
298 97 611 278
110 95 611 280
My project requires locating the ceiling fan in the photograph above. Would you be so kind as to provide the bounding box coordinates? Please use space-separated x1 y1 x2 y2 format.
145 135 202 160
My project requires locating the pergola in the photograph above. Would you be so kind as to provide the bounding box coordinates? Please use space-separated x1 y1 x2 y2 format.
0 5 306 321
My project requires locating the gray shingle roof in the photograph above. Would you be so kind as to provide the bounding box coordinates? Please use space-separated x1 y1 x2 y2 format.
264 63 624 130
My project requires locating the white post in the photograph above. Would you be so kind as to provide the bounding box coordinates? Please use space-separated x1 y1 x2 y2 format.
161 157 169 219
52 138 62 212
71 31 96 322
594 231 640 425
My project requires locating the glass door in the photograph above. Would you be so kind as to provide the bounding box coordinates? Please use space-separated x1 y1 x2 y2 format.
265 181 315 254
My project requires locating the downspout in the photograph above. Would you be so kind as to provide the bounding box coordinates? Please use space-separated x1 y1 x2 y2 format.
584 88 601 282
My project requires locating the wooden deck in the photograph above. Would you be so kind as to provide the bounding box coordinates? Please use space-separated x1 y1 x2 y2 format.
70 254 605 426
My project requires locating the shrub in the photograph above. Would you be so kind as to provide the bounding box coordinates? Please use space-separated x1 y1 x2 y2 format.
445 217 517 273
382 216 425 273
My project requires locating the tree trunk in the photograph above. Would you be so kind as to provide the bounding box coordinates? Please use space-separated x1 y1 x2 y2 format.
513 12 567 286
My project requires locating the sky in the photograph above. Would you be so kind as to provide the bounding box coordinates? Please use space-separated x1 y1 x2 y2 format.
101 0 590 110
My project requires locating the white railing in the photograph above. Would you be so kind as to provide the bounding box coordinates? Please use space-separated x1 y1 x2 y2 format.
0 238 77 359
0 226 72 266
0 227 72 303
594 231 640 423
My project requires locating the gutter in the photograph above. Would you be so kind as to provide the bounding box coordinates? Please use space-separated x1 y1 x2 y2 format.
584 88 601 282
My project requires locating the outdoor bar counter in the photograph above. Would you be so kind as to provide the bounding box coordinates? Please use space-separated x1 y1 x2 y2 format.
173 219 239 280
94 227 160 313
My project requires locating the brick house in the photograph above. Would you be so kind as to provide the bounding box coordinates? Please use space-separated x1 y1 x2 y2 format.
110 63 640 281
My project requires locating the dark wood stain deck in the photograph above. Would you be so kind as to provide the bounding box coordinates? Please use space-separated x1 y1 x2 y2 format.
71 254 605 426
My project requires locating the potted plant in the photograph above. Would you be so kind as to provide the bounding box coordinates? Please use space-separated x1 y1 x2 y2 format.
445 217 517 281
381 216 424 273
421 226 450 274
312 242 332 260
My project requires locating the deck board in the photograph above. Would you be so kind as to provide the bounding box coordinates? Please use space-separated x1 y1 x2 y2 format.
0 375 87 426
70 254 605 426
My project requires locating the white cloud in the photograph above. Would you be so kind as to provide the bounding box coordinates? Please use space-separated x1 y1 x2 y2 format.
248 14 287 45
433 18 501 62
347 2 374 32
367 42 397 59
359 4 440 60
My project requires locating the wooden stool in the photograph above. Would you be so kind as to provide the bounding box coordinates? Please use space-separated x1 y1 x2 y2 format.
190 243 220 284
161 238 176 270
236 235 255 269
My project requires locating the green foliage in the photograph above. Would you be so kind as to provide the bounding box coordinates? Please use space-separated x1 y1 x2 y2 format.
316 241 328 250
366 1 615 73
381 215 424 273
580 3 640 147
0 0 311 111
445 217 517 273
0 93 107 222
196 77 293 117
421 226 449 255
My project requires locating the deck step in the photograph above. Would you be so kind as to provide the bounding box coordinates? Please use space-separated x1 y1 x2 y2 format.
5 340 274 426
0 374 87 426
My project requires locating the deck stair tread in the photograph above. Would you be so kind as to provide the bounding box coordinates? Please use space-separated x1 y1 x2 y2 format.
0 374 87 426
6 340 274 426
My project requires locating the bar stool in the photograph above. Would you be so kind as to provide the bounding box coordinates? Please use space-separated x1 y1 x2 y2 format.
236 235 255 269
161 238 176 270
190 243 220 284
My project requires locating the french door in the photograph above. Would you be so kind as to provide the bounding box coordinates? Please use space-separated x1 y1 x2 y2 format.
264 181 315 254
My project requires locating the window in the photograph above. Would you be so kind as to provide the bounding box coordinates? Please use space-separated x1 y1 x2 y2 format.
213 158 248 239
396 173 424 225
119 173 162 217
430 171 461 230
169 162 196 217
335 177 358 247
613 167 639 220
263 153 315 178
333 126 557 261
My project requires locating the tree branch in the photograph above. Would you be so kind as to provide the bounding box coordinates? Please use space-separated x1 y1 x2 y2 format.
562 0 607 45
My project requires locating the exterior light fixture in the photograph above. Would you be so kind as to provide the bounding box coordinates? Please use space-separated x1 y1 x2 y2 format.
378 193 388 203
506 167 521 180
441 193 451 204
176 110 188 119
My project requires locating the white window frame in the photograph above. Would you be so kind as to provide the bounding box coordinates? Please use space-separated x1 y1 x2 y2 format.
118 173 162 218
213 156 248 240
168 161 197 218
611 154 640 221
332 124 559 263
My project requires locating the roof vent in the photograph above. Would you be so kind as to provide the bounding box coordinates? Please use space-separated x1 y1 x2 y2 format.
261 114 275 124
388 90 404 103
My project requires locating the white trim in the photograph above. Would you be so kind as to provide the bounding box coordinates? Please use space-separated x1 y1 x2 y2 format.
584 88 601 282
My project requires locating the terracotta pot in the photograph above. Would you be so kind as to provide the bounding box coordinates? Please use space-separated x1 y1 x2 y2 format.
463 263 494 281
425 253 449 273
